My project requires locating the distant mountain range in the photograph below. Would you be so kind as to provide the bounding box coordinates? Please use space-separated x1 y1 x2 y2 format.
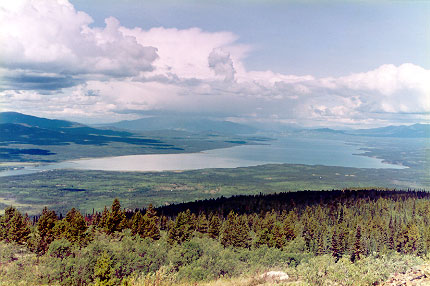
102 116 258 134
0 112 159 146
313 123 430 138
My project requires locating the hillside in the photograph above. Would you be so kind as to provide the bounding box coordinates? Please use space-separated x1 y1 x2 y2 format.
0 112 257 163
311 123 430 138
1 189 429 285
104 115 258 134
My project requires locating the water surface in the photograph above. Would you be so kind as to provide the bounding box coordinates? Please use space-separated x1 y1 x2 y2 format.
0 136 404 177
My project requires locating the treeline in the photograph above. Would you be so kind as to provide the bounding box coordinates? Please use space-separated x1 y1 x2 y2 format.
2 189 430 257
1 189 430 284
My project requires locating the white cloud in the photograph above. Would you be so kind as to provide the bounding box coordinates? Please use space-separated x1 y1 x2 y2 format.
0 0 157 79
0 0 429 127
208 48 236 82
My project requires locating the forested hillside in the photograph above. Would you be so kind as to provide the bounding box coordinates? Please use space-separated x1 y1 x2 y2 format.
1 189 430 285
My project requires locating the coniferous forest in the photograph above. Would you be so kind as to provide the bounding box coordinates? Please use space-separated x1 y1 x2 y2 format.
1 189 430 285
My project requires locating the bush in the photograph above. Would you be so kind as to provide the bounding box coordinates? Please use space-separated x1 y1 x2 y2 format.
296 253 424 286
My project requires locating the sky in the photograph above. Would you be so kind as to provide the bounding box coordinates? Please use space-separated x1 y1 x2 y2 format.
0 0 429 128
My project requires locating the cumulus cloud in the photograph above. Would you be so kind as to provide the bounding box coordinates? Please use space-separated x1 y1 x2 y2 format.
208 48 236 82
0 0 158 89
0 0 429 127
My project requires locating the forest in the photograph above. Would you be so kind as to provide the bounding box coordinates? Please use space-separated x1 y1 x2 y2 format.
1 189 430 285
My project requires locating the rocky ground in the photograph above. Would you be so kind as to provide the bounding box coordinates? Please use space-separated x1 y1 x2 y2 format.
380 264 430 286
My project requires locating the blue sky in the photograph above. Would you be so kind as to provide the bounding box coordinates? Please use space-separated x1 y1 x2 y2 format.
71 0 429 76
0 0 429 127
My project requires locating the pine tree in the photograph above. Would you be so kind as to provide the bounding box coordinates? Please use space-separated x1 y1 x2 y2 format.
196 213 209 234
272 223 287 249
105 198 126 234
283 219 296 242
63 208 87 244
168 210 193 244
98 206 109 229
235 214 251 248
7 208 31 244
130 212 144 236
220 211 237 247
316 232 325 255
255 227 274 248
141 204 160 240
331 229 342 262
208 214 221 239
37 207 58 253
220 211 251 248
351 225 363 262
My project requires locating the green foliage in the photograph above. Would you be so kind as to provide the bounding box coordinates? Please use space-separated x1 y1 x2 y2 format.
62 208 88 244
3 191 430 285
94 251 117 286
220 211 251 248
105 198 126 234
207 214 221 239
36 207 58 253
0 206 30 244
297 254 423 286
167 210 193 244
47 238 73 259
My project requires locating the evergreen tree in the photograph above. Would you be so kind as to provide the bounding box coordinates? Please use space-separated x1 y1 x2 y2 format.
220 211 251 248
37 207 58 253
141 204 160 240
331 229 342 262
208 214 221 239
8 209 31 244
351 225 363 262
272 223 287 249
63 208 87 244
130 212 144 236
98 206 109 229
1 206 30 244
220 211 237 247
316 232 325 255
168 210 193 244
105 198 126 234
196 213 209 234
255 227 274 248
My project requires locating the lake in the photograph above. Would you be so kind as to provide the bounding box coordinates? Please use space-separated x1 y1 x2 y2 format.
0 136 405 177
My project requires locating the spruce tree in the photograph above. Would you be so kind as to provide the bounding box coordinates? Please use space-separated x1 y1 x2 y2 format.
331 229 342 262
220 211 251 248
208 214 221 239
196 213 209 234
351 225 363 262
37 207 58 252
142 204 160 240
168 210 193 244
105 198 126 234
64 208 87 244
7 208 31 244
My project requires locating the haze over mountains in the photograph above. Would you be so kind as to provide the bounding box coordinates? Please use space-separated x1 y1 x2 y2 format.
313 124 430 138
0 112 156 146
1 112 429 142
102 116 258 134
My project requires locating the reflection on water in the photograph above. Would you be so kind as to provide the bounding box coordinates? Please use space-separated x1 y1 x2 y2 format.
0 137 405 177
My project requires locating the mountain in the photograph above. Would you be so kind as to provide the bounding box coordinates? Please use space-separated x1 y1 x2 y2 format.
0 112 76 129
0 112 160 146
311 124 430 138
349 124 430 138
104 116 258 134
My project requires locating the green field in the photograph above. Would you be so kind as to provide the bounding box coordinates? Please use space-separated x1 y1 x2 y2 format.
1 162 428 215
